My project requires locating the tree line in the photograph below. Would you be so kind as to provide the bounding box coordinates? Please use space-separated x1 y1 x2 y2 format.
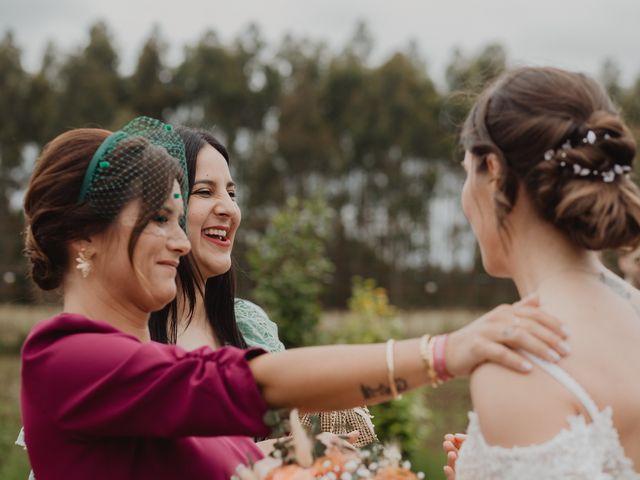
1 21 639 308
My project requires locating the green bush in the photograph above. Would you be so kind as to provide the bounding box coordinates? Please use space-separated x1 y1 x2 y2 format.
247 197 334 347
326 277 432 462
330 277 403 344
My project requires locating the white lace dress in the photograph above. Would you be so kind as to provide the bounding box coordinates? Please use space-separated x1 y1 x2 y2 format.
456 353 640 480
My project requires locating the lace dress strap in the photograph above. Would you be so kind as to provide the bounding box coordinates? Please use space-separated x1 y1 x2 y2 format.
522 351 600 420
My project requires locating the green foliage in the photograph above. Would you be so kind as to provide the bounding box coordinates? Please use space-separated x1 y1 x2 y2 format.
369 391 431 460
0 356 30 479
174 24 279 151
5 21 640 310
56 22 123 130
445 43 506 93
328 278 431 461
128 28 181 119
330 277 402 344
441 44 507 139
247 197 334 347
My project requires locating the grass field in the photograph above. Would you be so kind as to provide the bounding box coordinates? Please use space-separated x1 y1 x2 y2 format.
0 305 60 354
0 355 30 479
0 305 476 479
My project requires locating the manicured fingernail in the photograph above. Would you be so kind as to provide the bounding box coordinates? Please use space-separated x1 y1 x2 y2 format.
521 361 533 371
558 341 571 354
561 325 571 337
547 349 561 362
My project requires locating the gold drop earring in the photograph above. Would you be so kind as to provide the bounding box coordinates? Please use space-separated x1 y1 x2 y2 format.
75 248 93 278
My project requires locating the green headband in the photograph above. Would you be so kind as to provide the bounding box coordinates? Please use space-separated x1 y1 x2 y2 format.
78 131 127 203
74 117 188 228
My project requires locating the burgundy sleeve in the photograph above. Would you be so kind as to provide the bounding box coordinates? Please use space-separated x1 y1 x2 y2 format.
22 323 271 439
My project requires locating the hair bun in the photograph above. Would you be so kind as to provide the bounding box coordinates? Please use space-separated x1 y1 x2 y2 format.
24 223 63 291
462 66 640 250
543 113 640 250
582 110 636 168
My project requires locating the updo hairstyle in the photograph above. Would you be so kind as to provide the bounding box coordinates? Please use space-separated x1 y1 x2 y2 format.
24 128 181 290
461 66 640 250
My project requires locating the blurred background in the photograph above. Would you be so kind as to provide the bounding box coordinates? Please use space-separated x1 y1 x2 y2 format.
2 0 640 478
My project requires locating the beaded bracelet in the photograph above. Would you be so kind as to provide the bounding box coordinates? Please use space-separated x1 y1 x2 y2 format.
419 334 454 386
433 334 453 382
419 334 440 387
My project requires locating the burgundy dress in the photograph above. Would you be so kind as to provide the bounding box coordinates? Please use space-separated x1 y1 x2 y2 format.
21 313 271 480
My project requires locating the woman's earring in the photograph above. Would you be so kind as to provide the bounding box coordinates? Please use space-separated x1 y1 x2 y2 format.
75 249 93 278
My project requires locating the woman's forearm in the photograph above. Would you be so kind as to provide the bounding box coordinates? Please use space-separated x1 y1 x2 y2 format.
249 296 571 411
249 339 426 410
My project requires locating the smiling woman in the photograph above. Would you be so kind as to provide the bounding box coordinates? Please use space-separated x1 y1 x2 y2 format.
149 127 379 447
150 127 247 350
81 182 188 325
186 144 240 281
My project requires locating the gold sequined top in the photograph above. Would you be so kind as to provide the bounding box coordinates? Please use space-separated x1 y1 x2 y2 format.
300 407 378 447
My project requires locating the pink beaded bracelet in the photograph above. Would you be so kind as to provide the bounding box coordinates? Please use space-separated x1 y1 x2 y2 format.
433 334 453 382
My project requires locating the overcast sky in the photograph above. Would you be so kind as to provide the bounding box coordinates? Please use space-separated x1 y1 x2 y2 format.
2 0 640 88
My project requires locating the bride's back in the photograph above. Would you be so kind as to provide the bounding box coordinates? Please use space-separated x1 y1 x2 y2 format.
538 271 640 466
461 279 640 479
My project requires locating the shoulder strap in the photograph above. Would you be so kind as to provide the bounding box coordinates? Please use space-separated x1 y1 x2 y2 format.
522 351 600 420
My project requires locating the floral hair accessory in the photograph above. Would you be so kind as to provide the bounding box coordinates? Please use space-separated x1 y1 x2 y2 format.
543 129 631 183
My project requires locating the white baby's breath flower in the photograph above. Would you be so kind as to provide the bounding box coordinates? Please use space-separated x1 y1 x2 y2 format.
234 464 260 480
344 460 359 472
383 444 402 467
254 456 283 479
356 467 370 477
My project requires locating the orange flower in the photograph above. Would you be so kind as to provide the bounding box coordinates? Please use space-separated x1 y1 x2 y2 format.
374 466 419 480
311 451 351 476
265 465 315 480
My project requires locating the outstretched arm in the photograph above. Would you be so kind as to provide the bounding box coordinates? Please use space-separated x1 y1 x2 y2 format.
250 294 569 410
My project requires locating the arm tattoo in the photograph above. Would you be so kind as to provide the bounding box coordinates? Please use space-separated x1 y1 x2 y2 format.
360 378 409 400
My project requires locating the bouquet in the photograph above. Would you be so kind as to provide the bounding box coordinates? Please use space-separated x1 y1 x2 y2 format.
233 409 425 480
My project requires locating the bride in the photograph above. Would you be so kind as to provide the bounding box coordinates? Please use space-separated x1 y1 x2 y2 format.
451 66 640 479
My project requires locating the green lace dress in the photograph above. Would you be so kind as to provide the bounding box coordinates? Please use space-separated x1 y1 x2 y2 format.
235 299 286 353
234 299 378 447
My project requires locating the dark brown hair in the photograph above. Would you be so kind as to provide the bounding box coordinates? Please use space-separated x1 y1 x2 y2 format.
149 127 247 348
461 66 640 250
24 128 182 290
